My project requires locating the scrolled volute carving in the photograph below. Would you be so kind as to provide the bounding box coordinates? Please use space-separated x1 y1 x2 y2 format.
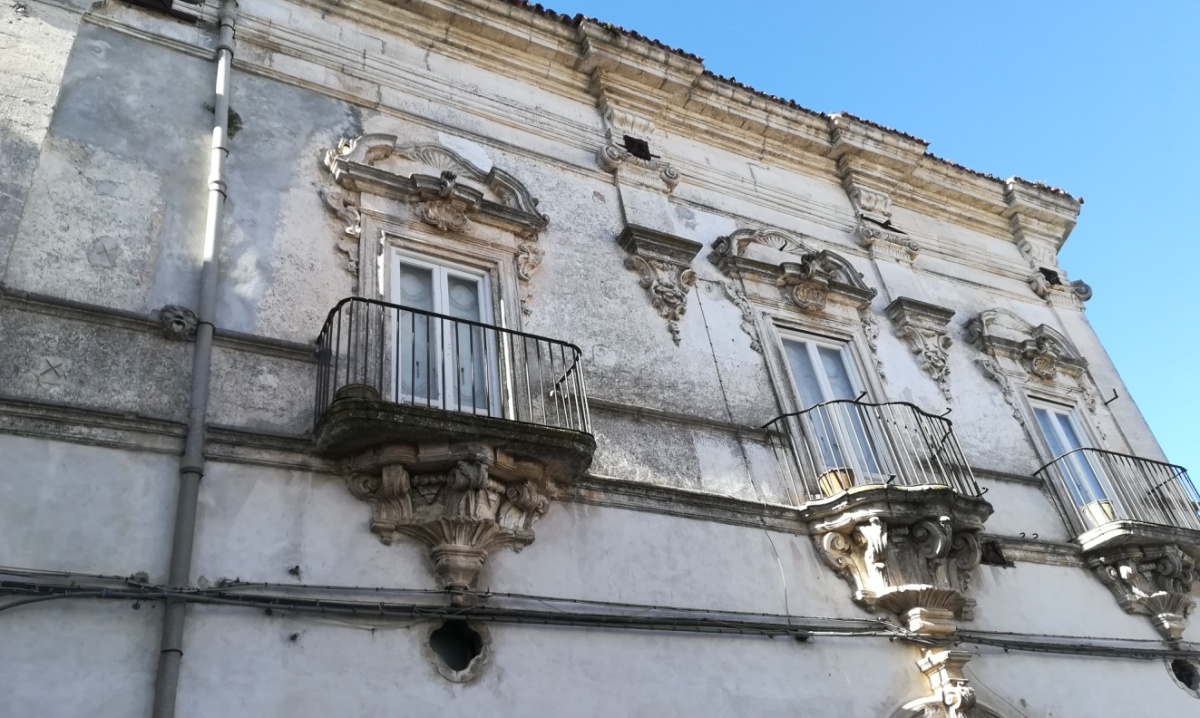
346 453 553 601
618 226 702 345
886 298 955 401
807 491 991 636
1087 544 1196 640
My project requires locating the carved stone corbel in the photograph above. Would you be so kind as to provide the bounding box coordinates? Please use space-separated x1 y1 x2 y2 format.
844 182 920 262
886 298 955 401
1029 268 1092 305
720 280 762 353
593 77 680 192
618 225 702 344
899 649 978 718
808 490 990 635
1087 544 1196 640
347 450 555 602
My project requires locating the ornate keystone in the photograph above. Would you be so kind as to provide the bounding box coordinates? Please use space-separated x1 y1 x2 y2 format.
806 487 991 635
886 298 955 401
1088 544 1196 640
618 225 702 344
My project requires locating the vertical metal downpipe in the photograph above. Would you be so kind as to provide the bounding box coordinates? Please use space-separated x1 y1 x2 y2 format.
151 2 236 716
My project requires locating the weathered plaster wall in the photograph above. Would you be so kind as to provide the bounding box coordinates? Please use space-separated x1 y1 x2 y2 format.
2 2 1196 716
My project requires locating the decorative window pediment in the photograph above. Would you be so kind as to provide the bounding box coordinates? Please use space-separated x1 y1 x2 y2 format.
709 227 881 369
965 309 1086 383
322 134 549 311
325 134 548 236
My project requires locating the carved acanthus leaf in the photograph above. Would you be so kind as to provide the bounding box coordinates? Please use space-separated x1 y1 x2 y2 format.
1087 544 1196 640
808 493 990 636
886 298 955 401
346 457 552 598
618 226 702 345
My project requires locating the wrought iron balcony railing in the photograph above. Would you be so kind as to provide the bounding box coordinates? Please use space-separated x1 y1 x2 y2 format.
764 400 982 501
314 297 591 434
1034 449 1200 535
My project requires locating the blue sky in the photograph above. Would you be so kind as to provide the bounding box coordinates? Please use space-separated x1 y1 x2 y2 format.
550 0 1199 475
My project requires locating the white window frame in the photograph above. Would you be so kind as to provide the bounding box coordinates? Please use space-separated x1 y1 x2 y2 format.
388 249 501 417
1029 398 1120 528
773 329 893 492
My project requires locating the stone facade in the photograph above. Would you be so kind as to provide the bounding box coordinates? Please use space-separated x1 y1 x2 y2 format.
1 0 1198 716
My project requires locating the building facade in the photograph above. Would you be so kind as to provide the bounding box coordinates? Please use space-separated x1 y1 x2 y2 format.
2 0 1199 715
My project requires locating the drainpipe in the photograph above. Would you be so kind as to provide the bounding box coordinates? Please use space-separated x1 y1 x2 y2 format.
151 2 236 716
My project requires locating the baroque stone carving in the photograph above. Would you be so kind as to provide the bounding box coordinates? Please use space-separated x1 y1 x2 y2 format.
721 280 762 353
1088 544 1196 640
593 81 680 192
345 446 555 601
965 309 1090 403
618 225 702 344
845 181 920 261
1029 268 1092 305
157 305 199 341
709 229 881 364
777 251 874 314
324 134 549 307
806 489 991 635
886 298 955 401
897 650 980 718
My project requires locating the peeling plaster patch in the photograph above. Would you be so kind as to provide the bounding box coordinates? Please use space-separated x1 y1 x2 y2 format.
437 132 493 172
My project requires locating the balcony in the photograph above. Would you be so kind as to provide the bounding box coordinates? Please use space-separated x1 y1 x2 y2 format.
765 400 992 635
312 297 594 595
1036 449 1199 639
1035 449 1200 551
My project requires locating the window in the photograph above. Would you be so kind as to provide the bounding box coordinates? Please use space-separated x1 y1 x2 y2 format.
1033 403 1114 527
781 335 884 492
390 252 498 415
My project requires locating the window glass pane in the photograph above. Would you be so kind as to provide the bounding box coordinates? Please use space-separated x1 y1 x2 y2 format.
445 275 481 321
817 346 856 400
784 340 824 406
1035 406 1107 506
1055 413 1086 451
398 263 435 310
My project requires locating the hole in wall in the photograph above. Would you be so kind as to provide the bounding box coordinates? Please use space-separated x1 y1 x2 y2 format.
430 619 483 673
1172 658 1200 694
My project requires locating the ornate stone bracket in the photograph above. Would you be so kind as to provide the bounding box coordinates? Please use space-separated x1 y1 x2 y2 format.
806 488 991 635
593 77 680 193
1004 179 1087 309
1028 267 1093 306
843 180 919 262
345 444 556 602
156 305 198 341
1088 544 1196 640
324 135 549 308
886 298 955 401
618 225 702 345
898 650 979 718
